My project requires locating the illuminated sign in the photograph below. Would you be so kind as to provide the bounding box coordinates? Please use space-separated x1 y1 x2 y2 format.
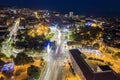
0 62 14 73
44 40 51 48
85 22 92 27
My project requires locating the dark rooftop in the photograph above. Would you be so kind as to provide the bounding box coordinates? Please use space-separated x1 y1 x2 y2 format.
99 65 112 71
69 49 120 80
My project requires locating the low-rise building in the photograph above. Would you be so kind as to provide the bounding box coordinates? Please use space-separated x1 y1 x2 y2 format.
69 49 120 80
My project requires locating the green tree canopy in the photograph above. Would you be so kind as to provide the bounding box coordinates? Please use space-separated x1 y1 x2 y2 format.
27 65 41 79
14 52 34 65
93 43 100 49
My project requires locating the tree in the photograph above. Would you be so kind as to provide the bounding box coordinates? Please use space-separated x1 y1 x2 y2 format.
0 52 6 58
71 26 102 45
10 55 15 59
114 52 120 58
2 71 13 79
0 77 4 80
27 65 41 79
14 52 34 65
0 59 5 66
15 29 48 51
27 24 50 38
93 43 100 49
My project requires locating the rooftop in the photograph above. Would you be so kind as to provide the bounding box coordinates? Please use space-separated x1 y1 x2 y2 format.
69 49 120 80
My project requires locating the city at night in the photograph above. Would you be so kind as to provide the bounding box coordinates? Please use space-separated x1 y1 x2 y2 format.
0 0 120 80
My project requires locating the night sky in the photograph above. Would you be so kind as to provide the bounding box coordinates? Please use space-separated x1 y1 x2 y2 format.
0 0 120 16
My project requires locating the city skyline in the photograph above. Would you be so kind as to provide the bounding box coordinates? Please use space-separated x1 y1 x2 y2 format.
0 0 120 16
0 1 120 80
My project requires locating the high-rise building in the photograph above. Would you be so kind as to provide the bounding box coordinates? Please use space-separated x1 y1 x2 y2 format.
64 14 68 17
69 12 74 17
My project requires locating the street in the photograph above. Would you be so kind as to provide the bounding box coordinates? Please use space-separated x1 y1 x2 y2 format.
40 30 66 80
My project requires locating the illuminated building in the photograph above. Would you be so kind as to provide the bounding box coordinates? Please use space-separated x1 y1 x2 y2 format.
64 14 68 17
0 62 14 73
69 49 120 80
85 22 92 27
91 23 97 27
69 12 74 17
